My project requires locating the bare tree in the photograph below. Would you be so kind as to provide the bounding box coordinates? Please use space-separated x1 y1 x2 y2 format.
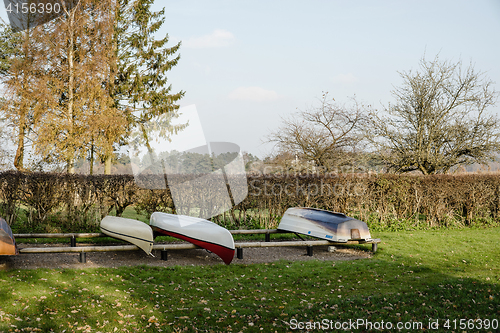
266 93 368 172
370 55 500 175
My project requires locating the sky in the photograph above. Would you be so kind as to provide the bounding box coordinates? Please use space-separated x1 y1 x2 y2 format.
1 0 500 159
152 0 500 157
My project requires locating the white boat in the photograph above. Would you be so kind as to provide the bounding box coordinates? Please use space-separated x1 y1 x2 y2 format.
100 216 154 255
150 212 235 265
277 207 373 242
0 217 17 256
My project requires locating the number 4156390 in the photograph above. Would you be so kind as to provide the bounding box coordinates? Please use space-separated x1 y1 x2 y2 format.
5 2 61 15
443 318 498 330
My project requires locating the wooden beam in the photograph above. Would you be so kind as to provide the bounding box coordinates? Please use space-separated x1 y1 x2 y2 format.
229 229 280 234
19 239 380 254
14 230 282 238
19 243 200 253
14 233 104 238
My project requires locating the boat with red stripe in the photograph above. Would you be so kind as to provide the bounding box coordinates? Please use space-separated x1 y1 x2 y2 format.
150 212 235 265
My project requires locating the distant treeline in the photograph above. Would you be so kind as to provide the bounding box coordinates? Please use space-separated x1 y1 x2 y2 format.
0 171 499 233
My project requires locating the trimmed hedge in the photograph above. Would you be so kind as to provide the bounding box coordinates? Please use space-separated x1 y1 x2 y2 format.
0 171 499 232
242 173 500 230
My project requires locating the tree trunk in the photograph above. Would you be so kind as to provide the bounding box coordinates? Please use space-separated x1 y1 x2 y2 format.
13 121 25 171
104 155 112 174
90 142 94 175
66 7 76 174
13 31 31 172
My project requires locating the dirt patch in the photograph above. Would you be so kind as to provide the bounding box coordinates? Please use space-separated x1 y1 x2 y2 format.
1 242 372 271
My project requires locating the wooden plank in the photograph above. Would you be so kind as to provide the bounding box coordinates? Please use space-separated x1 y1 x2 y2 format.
235 238 380 248
230 229 280 234
19 238 380 254
235 240 333 248
13 230 282 238
14 233 105 238
20 245 140 253
14 230 381 241
19 243 201 253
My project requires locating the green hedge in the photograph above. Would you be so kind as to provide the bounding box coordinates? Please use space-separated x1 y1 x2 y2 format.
0 171 499 232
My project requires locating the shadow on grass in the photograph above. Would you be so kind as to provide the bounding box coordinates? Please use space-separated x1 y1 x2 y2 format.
0 234 499 332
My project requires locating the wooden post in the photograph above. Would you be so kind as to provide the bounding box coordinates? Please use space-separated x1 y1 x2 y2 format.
161 250 168 261
237 248 243 259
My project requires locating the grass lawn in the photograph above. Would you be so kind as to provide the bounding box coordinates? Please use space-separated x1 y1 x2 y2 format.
1 228 499 332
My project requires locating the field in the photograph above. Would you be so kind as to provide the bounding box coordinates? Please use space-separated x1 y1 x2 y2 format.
1 227 499 332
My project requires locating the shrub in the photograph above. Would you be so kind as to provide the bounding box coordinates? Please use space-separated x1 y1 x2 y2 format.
0 171 499 232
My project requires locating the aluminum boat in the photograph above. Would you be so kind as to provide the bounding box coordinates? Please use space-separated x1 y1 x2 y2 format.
277 207 373 242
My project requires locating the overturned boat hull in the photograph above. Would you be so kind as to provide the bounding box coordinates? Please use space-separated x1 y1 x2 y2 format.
100 216 154 255
0 218 17 255
150 212 235 265
278 207 373 242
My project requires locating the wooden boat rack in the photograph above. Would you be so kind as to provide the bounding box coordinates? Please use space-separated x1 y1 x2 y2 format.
14 229 381 262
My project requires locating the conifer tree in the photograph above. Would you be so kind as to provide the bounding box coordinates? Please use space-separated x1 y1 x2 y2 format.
107 0 184 174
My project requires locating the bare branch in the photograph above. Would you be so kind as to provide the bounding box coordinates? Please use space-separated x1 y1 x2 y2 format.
370 55 500 174
265 93 369 171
